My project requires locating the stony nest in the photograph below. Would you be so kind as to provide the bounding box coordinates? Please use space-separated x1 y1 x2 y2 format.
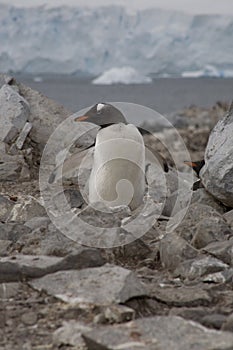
1 73 233 350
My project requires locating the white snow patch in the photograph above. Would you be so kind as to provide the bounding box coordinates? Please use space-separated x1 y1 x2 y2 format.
92 67 152 85
97 103 105 112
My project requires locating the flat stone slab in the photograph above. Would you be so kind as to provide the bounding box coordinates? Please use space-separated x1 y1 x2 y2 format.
82 316 233 350
30 264 146 305
0 254 62 282
149 284 211 307
174 256 229 281
0 248 104 282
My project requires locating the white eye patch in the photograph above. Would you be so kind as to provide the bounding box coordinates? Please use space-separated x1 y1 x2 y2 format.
97 103 105 112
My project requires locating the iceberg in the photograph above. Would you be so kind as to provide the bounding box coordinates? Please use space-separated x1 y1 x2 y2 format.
92 67 152 85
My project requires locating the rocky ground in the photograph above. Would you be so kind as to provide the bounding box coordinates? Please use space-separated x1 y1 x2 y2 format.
1 73 233 349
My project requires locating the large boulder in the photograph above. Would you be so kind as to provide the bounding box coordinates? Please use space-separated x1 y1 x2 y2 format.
201 102 233 207
17 80 72 149
0 84 29 144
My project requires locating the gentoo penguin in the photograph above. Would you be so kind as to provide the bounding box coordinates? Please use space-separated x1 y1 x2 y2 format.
184 160 205 190
75 103 168 170
184 160 205 177
75 103 146 210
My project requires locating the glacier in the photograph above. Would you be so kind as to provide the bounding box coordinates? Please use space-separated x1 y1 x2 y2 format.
182 65 233 78
0 3 233 76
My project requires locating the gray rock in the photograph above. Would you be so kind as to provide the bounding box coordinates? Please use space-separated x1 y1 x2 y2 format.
53 321 91 348
0 240 12 256
152 128 195 172
15 122 32 149
52 188 84 209
30 265 146 305
0 194 15 222
0 84 29 144
107 238 152 266
162 188 193 218
149 284 211 307
66 203 134 248
161 170 194 217
170 203 232 247
223 210 233 229
0 150 30 182
191 217 232 249
0 74 14 88
24 216 50 230
201 268 233 284
222 313 233 332
169 306 212 324
103 305 135 324
0 249 104 282
21 312 37 326
203 239 233 266
17 222 88 256
0 222 31 242
51 147 94 186
16 81 71 149
0 160 22 181
174 256 229 281
82 316 233 350
94 305 136 325
6 195 46 223
0 282 20 299
0 254 62 282
201 103 233 207
191 188 225 213
159 233 198 271
0 141 7 154
202 314 227 330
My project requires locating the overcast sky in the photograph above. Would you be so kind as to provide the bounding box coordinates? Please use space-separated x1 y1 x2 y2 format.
1 0 233 15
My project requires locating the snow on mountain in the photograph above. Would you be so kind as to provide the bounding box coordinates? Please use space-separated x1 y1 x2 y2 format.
0 3 233 76
92 66 152 84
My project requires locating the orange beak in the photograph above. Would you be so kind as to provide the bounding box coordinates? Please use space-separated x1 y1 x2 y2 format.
75 115 89 122
184 161 197 168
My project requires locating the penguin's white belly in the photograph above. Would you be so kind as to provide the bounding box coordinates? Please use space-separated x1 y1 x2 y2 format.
89 123 145 210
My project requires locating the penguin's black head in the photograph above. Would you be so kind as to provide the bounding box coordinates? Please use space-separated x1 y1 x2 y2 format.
184 159 205 177
75 103 127 127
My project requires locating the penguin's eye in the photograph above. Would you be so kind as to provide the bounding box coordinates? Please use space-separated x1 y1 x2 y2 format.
97 103 105 113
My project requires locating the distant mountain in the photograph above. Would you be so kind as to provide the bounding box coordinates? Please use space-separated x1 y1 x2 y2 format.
0 4 233 76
